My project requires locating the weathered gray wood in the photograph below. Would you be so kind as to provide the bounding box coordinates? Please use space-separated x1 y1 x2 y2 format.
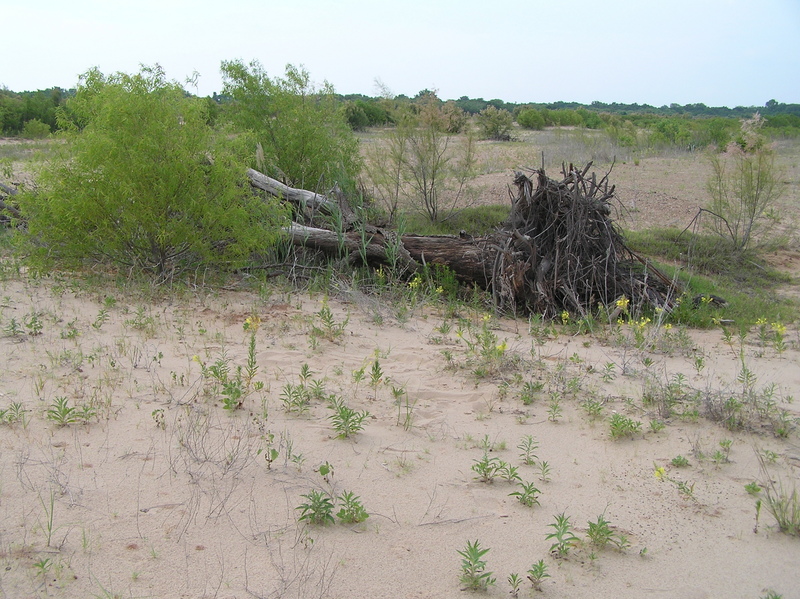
287 222 493 285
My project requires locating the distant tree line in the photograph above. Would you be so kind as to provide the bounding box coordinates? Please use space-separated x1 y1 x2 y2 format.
2 80 799 138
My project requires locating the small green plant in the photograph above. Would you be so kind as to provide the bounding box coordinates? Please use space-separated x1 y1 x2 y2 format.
280 382 311 414
601 362 616 382
296 490 335 526
745 482 762 495
392 385 416 431
328 397 370 438
547 397 562 422
654 464 696 502
507 572 522 597
670 455 690 468
151 409 166 430
311 300 349 342
586 514 630 551
471 454 502 483
545 513 580 556
336 491 369 524
582 398 604 420
498 462 521 483
609 413 642 439
538 460 552 482
370 359 384 398
649 419 665 433
759 457 800 536
0 402 26 426
509 481 541 507
519 381 544 405
457 539 495 591
526 559 550 591
33 557 53 578
46 396 79 426
517 435 538 465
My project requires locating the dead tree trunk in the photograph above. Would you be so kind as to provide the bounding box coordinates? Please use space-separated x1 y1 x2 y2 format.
249 166 680 316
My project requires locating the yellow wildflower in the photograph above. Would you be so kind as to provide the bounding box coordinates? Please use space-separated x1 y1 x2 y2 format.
771 322 786 336
615 296 630 311
654 466 666 480
243 316 261 332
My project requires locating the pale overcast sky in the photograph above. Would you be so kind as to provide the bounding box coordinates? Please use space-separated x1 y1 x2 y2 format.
2 0 799 107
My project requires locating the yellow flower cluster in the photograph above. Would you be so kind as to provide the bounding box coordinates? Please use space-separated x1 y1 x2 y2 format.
615 296 630 312
771 322 787 336
243 315 261 332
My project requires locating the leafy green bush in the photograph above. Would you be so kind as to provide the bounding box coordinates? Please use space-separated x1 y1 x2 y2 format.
21 65 289 279
517 108 545 130
21 118 51 139
220 60 361 191
476 106 513 140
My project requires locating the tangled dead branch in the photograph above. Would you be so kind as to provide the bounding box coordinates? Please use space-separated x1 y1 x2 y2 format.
487 163 680 317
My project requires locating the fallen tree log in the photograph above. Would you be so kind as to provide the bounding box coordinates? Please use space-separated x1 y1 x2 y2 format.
286 223 491 285
258 165 681 317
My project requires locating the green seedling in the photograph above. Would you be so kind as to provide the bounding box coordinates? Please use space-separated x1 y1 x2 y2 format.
336 491 369 524
296 490 335 526
586 514 630 551
328 397 369 438
609 413 642 439
517 435 538 465
46 396 79 426
509 481 541 507
745 482 762 495
508 572 522 597
471 454 502 483
545 513 580 556
457 539 495 591
671 455 690 468
0 402 26 426
538 460 552 482
526 559 550 590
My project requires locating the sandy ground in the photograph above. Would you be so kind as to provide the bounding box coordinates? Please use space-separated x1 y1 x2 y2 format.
0 273 798 599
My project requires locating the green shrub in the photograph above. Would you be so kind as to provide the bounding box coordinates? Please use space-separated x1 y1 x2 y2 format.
517 108 545 130
21 118 51 139
220 60 362 191
21 65 289 279
476 106 513 139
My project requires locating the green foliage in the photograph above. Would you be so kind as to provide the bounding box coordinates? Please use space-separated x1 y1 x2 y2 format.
46 396 94 426
296 489 335 525
0 402 26 426
516 108 546 130
609 413 642 439
457 539 495 591
509 480 541 507
21 118 51 139
545 512 580 556
475 106 513 140
328 397 369 438
586 514 630 551
220 60 361 191
526 560 550 590
517 435 539 465
336 491 369 523
21 65 288 279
